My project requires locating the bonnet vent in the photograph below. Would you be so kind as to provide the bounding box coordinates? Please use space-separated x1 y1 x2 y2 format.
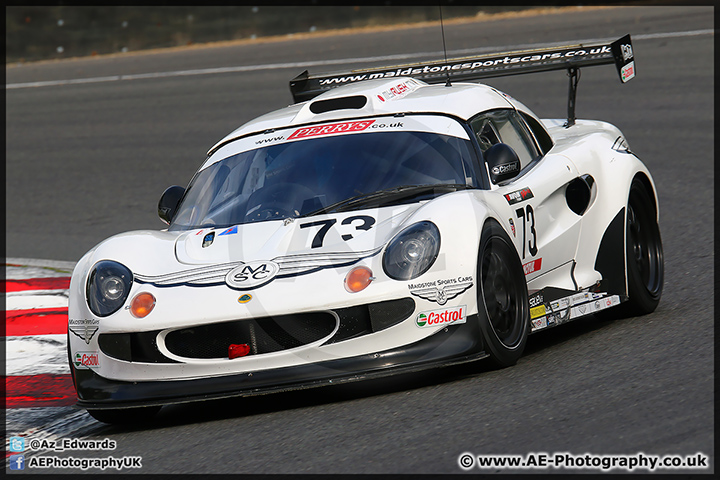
309 95 367 114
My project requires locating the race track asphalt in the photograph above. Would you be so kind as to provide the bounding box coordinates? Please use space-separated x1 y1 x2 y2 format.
5 5 714 474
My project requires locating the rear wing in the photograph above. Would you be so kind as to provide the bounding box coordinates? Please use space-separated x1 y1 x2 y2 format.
290 34 636 126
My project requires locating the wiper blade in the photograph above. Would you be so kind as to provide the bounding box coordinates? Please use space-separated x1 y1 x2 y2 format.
302 184 473 217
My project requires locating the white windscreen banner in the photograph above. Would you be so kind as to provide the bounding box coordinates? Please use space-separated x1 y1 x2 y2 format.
203 115 470 170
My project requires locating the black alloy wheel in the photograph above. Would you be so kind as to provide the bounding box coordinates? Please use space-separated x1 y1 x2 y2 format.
623 178 664 315
476 219 530 367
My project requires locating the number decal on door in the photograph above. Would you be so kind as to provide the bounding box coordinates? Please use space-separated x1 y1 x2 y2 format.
515 205 538 259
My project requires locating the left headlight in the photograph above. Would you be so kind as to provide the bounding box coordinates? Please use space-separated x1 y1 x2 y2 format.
382 221 441 281
86 261 133 317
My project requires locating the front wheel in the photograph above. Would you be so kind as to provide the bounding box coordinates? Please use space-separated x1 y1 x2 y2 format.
476 219 530 368
623 178 664 315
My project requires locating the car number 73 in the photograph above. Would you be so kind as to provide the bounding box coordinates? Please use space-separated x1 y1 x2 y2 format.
515 205 538 259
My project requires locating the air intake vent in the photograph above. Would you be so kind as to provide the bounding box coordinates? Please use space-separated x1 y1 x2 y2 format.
310 95 367 114
164 313 337 359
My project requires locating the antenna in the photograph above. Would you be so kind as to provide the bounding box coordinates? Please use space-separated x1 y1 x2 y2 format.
439 6 451 87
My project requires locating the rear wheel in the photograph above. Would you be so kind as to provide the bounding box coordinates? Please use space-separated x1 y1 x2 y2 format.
87 406 161 424
623 178 664 315
476 220 530 368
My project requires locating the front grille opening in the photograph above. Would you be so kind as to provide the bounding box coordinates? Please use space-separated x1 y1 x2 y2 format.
164 312 337 359
99 331 179 363
325 297 415 344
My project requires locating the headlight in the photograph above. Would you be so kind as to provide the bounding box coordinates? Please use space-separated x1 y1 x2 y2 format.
382 221 441 280
86 261 133 317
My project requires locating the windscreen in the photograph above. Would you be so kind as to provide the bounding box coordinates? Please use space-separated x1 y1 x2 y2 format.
170 123 477 230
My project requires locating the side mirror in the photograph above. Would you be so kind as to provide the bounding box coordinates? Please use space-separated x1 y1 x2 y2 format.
485 143 521 184
158 186 185 225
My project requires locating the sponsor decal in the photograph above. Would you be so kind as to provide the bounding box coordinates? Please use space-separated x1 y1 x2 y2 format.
523 258 542 275
531 316 548 331
225 261 280 290
202 232 215 248
504 187 534 205
376 79 420 102
255 135 285 145
546 312 557 327
218 225 238 236
509 218 516 237
550 297 570 312
529 292 544 308
369 121 404 130
621 43 634 61
287 120 375 140
195 229 204 236
491 162 519 176
409 276 473 306
569 294 620 319
316 45 614 87
416 305 467 328
571 292 591 304
621 62 635 82
68 318 100 345
74 351 100 369
530 305 547 319
238 294 252 304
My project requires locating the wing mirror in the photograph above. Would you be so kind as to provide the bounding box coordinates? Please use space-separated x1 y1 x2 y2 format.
158 185 185 224
485 143 521 184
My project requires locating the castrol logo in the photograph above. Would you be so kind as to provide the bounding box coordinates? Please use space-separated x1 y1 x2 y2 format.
416 305 467 328
74 351 100 369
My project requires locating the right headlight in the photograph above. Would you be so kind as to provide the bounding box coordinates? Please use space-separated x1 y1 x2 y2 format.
86 260 133 317
382 221 441 280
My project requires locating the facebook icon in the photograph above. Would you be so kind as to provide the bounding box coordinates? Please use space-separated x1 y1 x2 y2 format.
9 454 25 470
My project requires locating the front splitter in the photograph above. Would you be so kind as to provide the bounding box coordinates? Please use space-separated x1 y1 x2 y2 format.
74 314 486 410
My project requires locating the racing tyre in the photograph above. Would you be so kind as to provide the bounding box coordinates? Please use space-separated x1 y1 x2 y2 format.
87 406 161 425
476 219 530 368
623 178 664 315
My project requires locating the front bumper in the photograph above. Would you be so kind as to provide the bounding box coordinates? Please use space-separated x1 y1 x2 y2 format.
75 314 486 410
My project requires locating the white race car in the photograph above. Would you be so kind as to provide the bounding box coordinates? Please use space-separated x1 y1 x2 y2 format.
68 35 663 423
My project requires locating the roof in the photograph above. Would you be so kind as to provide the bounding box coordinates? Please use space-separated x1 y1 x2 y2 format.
208 77 516 155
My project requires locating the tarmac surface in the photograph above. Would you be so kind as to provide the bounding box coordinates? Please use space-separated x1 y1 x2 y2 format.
5 5 714 474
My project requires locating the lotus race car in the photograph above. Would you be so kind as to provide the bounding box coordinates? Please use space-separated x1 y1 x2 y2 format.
68 35 664 423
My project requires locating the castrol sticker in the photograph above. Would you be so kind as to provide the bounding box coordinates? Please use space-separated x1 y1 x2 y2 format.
74 351 100 369
416 305 467 328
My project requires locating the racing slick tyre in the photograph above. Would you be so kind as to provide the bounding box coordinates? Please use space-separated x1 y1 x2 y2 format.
476 219 530 368
87 406 162 425
622 178 664 316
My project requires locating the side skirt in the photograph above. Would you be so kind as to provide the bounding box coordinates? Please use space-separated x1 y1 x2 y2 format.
527 286 627 333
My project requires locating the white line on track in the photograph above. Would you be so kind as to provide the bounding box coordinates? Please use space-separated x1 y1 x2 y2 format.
4 258 102 459
6 334 70 376
6 293 69 310
6 29 713 90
